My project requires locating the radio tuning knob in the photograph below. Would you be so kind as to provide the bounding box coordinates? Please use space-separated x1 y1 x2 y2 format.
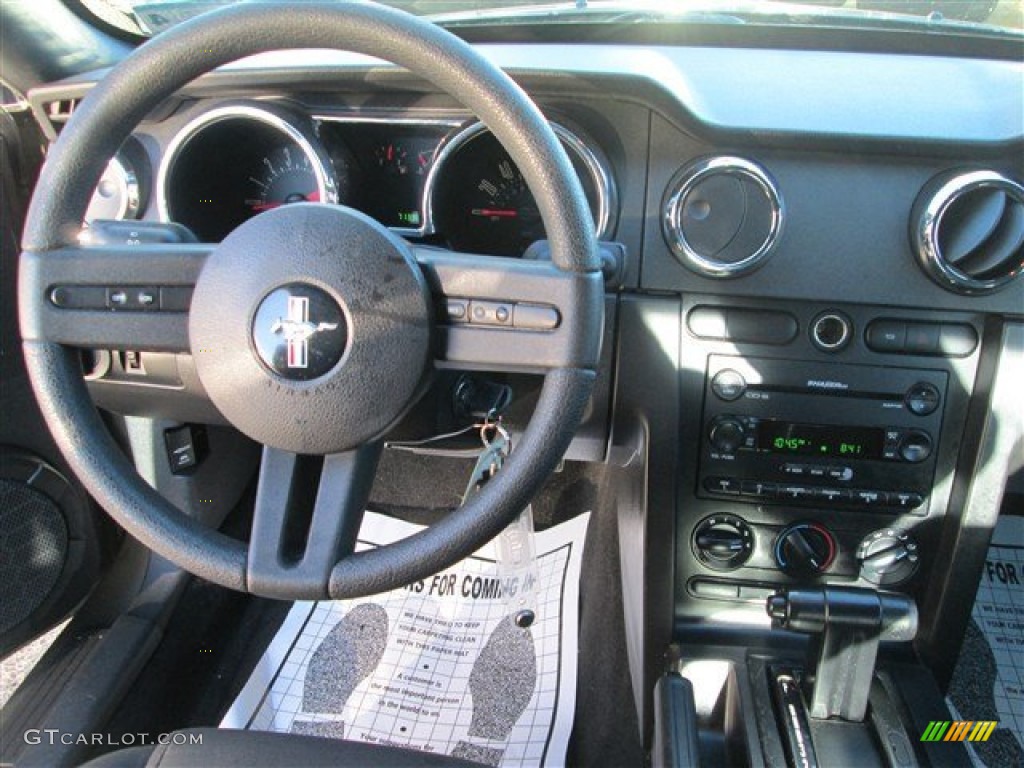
774 522 836 577
708 415 746 454
858 529 920 586
899 430 933 463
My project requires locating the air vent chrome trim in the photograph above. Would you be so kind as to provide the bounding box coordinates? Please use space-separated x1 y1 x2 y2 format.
913 169 1024 296
662 156 784 279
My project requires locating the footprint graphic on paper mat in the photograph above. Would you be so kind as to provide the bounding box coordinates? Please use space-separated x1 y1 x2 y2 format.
452 615 537 767
290 603 388 739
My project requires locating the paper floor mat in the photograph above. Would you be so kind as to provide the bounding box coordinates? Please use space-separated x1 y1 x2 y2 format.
222 511 589 768
947 514 1024 767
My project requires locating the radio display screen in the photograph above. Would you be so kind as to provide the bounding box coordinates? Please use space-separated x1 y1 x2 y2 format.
757 421 885 459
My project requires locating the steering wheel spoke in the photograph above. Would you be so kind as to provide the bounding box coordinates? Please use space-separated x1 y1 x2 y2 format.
414 246 603 373
248 443 382 599
19 243 209 351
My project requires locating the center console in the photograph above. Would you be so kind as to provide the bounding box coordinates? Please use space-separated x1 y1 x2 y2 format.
660 296 985 767
675 297 981 626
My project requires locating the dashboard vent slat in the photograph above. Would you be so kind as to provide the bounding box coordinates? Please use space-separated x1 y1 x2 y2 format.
43 98 81 126
953 200 1024 279
939 188 1005 264
912 169 1024 295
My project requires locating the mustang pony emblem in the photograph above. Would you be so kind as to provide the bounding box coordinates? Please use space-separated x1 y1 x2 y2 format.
270 296 339 369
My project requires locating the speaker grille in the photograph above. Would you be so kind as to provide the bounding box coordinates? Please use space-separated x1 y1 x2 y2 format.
0 479 68 634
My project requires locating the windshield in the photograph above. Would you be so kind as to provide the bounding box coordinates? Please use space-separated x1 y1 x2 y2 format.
82 0 1024 38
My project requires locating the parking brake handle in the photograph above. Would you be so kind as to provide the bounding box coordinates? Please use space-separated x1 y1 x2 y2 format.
766 586 917 722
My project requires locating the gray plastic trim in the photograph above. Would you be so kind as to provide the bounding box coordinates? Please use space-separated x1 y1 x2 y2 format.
918 322 1024 676
213 45 1024 145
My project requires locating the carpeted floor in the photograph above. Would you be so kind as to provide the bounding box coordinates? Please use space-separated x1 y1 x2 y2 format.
93 452 644 766
947 509 1024 768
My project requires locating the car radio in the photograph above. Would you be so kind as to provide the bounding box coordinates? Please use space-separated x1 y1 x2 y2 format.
699 355 947 514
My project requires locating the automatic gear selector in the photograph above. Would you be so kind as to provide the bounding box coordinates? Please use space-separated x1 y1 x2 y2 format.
767 586 917 721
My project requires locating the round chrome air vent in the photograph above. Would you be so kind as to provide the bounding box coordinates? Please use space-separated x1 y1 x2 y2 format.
912 169 1024 295
662 156 783 278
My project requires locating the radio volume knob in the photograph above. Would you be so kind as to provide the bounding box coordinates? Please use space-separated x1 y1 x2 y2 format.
708 416 746 454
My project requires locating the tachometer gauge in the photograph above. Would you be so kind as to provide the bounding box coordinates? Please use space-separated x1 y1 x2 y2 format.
431 122 616 257
159 104 338 242
244 146 320 212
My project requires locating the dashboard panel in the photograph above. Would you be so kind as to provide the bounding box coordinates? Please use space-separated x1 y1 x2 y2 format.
148 101 617 256
29 35 1023 659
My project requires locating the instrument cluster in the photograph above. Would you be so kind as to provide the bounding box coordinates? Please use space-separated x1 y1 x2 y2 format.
130 103 617 255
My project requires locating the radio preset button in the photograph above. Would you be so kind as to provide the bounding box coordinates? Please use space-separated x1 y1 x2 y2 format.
891 491 924 510
704 476 741 495
741 480 778 499
816 487 848 503
778 485 813 501
711 369 747 401
853 489 886 507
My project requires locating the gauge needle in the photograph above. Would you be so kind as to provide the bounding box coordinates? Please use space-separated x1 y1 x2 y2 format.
471 208 518 218
248 191 321 211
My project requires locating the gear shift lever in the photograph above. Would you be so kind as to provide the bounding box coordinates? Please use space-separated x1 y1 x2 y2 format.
766 586 917 722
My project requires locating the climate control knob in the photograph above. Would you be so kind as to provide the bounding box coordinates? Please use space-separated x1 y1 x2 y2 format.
708 415 747 454
857 528 920 586
693 514 754 571
774 522 836 577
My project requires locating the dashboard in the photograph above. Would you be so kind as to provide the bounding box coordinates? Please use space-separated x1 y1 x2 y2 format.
93 99 615 256
27 33 1024 721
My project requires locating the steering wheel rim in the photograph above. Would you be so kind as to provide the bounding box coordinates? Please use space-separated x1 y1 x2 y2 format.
19 1 603 599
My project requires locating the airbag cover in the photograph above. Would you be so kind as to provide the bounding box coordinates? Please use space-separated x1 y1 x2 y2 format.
190 204 432 454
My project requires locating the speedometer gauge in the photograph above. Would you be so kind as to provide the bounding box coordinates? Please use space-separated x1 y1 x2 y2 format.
430 122 616 257
462 156 543 253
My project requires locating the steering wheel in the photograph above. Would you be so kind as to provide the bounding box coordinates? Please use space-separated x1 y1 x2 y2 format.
18 1 603 600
